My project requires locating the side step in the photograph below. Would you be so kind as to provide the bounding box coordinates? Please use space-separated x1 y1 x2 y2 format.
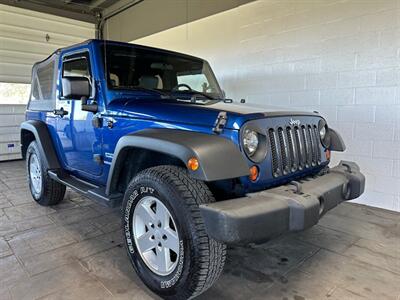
48 170 123 208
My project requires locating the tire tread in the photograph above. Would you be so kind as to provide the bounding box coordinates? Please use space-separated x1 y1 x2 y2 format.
133 165 226 299
26 141 65 206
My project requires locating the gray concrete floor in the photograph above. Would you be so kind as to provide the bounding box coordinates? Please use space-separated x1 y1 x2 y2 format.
0 160 399 300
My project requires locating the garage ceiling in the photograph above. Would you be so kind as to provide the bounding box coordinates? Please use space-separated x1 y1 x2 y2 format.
0 0 121 23
0 0 255 39
0 0 254 83
102 0 255 42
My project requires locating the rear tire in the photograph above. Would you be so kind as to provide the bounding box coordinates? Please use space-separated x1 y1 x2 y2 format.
26 140 66 206
122 165 226 299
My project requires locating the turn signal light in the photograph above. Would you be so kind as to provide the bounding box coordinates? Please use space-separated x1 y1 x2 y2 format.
249 165 259 181
325 149 331 160
187 158 199 171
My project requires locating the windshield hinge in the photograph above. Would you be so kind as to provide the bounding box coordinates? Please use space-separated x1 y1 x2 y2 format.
213 111 228 134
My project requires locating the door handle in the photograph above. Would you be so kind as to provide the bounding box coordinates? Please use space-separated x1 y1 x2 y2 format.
54 107 68 117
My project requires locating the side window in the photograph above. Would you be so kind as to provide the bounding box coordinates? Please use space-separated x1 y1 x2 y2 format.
62 52 92 98
29 54 57 111
36 60 55 99
63 57 90 78
31 79 40 101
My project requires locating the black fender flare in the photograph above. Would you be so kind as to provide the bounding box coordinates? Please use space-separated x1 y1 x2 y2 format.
20 120 61 169
329 128 346 152
106 128 249 195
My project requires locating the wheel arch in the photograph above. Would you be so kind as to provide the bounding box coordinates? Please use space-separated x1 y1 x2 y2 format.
21 128 35 159
20 120 61 169
106 128 249 196
108 147 186 195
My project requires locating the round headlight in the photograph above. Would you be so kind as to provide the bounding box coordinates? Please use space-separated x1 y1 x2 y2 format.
318 119 331 148
319 125 327 140
243 129 259 156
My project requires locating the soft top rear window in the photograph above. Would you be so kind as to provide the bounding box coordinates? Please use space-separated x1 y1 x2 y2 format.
29 53 58 111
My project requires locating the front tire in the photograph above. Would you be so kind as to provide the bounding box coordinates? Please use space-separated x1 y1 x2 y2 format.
122 166 226 299
26 140 66 206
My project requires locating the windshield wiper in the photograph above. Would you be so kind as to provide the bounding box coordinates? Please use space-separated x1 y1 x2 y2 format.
173 90 218 101
132 87 173 98
191 91 217 101
116 86 172 98
187 92 234 103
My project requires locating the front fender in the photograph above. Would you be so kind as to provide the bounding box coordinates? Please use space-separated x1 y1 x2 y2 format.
329 128 346 152
106 129 249 195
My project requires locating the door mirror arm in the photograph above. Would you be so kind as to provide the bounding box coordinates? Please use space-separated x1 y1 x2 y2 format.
81 96 98 113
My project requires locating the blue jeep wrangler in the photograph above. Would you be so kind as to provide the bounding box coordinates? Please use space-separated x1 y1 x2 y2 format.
21 40 365 299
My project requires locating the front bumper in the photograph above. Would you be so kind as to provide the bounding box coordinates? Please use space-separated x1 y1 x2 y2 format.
200 161 365 244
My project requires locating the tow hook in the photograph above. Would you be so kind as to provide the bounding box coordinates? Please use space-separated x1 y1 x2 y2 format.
289 181 303 194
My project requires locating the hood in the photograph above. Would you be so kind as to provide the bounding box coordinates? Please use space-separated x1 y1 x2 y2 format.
107 98 319 130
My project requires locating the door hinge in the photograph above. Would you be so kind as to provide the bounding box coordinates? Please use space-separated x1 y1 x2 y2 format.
213 111 227 134
107 119 114 128
92 116 103 128
93 154 103 164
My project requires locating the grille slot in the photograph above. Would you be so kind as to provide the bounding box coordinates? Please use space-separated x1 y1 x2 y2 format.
277 127 290 175
308 125 317 166
268 128 281 177
286 126 299 172
269 123 321 178
294 126 305 170
313 125 322 163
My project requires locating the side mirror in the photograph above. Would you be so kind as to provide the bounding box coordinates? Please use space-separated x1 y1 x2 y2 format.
62 77 97 113
62 77 90 100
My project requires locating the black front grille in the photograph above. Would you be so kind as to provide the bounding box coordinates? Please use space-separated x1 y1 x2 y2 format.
268 124 321 177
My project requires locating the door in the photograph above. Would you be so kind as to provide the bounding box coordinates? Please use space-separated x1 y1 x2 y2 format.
55 50 102 177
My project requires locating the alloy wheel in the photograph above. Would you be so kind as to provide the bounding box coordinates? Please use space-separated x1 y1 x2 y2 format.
133 196 180 276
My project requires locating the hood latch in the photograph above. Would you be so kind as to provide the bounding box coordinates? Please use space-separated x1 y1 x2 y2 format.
213 111 227 134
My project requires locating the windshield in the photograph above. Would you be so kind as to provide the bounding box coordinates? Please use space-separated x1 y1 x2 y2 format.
101 44 223 100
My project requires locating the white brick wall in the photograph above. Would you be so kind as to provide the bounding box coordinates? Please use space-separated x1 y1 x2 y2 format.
135 0 400 211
